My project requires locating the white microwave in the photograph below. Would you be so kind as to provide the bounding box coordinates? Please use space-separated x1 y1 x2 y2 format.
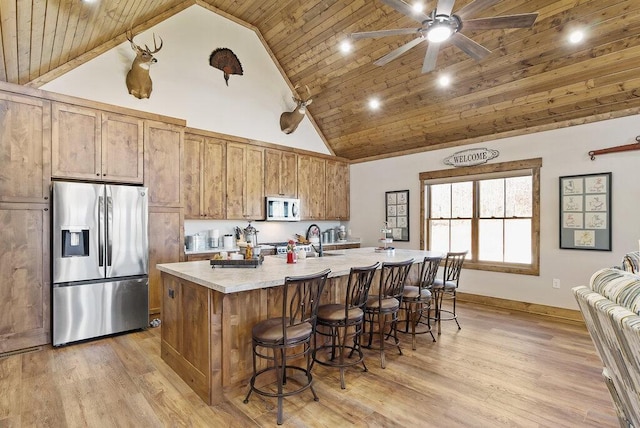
265 197 301 221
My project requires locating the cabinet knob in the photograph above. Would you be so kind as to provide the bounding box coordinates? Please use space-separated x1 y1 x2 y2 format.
96 173 100 176
44 208 48 211
44 196 48 200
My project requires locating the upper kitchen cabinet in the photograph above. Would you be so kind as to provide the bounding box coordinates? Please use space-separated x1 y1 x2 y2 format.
52 103 144 183
265 149 297 198
145 121 183 208
184 132 225 219
226 143 264 220
325 159 350 220
0 93 51 203
297 155 325 220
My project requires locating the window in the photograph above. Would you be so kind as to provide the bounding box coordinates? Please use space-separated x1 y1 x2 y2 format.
420 158 541 275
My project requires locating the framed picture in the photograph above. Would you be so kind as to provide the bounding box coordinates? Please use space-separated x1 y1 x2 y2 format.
386 190 409 241
559 172 611 251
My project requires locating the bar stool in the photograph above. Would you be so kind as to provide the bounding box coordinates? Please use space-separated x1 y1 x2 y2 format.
399 255 442 350
363 259 414 368
432 251 467 334
313 262 380 389
243 269 330 425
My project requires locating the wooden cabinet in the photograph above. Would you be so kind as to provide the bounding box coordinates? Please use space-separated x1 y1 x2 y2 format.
0 203 50 353
148 207 182 316
226 143 264 220
52 103 144 183
264 148 297 197
184 133 225 219
297 155 325 220
325 159 350 220
145 120 183 208
0 93 51 203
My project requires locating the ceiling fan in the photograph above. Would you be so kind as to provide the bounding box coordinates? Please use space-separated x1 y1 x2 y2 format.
351 0 538 73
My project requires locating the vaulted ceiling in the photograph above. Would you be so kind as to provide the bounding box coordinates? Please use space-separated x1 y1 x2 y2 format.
2 0 640 161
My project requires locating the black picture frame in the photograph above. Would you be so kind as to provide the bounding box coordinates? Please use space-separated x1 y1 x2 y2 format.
559 172 611 251
385 190 409 241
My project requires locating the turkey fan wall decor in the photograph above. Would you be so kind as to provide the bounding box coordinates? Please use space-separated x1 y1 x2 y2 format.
209 48 243 86
351 0 538 73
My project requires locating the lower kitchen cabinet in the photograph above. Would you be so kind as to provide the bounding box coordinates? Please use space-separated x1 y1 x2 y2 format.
149 207 183 316
0 203 50 354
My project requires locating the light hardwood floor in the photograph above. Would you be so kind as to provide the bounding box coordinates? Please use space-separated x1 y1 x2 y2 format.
0 302 618 427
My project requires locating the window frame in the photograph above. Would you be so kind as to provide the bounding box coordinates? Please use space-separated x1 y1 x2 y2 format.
420 158 542 276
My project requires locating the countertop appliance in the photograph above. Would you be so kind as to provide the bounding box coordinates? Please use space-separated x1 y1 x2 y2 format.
52 181 149 346
265 197 300 221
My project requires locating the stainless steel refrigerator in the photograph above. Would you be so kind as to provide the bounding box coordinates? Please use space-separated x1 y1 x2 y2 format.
52 181 149 346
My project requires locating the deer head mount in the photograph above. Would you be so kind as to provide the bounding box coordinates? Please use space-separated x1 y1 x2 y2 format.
279 85 313 134
125 31 163 99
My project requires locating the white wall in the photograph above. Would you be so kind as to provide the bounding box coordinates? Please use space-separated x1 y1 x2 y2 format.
41 5 328 155
350 115 640 310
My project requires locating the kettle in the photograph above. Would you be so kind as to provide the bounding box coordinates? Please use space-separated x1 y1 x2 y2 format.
243 221 259 247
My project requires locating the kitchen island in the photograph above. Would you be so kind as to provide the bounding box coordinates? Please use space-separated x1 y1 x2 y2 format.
156 247 440 405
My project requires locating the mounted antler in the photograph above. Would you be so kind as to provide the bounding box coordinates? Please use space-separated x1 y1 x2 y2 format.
279 85 313 134
125 31 163 99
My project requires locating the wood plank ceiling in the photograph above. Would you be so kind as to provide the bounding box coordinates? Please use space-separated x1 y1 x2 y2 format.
2 0 640 162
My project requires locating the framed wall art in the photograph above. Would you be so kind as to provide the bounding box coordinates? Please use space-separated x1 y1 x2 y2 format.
385 190 409 241
559 172 611 251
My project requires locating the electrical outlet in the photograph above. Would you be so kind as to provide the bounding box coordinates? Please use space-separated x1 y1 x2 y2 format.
552 278 561 289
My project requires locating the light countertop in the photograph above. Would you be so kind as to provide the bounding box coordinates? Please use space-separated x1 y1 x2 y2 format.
183 239 361 256
158 247 442 294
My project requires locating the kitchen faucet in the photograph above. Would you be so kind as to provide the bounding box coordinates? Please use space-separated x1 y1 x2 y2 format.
306 224 323 257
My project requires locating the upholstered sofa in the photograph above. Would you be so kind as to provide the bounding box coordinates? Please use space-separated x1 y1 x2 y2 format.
573 266 640 427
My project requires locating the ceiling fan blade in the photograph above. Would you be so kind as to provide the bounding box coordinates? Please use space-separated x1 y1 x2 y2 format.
374 37 425 66
351 28 420 39
436 0 456 16
455 0 500 20
462 13 539 31
450 33 490 61
422 43 441 73
380 0 429 23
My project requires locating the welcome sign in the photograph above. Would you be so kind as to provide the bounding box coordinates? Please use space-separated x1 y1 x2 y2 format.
444 148 500 167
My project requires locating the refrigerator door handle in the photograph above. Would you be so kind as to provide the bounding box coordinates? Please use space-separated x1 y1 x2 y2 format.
107 196 113 267
98 196 105 267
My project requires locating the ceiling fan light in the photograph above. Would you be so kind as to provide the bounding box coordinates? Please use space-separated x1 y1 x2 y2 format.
427 25 452 43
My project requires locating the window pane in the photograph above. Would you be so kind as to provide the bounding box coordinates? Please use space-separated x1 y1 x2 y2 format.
479 219 503 262
479 179 504 218
430 184 451 218
451 219 471 255
505 176 532 217
505 219 531 263
429 219 450 252
451 182 473 218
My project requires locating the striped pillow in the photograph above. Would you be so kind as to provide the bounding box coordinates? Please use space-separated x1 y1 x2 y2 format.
622 251 640 274
590 268 640 315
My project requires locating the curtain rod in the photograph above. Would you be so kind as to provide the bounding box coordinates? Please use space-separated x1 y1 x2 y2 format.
588 136 640 160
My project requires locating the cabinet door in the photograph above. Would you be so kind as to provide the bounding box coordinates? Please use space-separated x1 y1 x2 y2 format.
202 138 226 219
265 149 297 198
145 121 183 208
0 93 51 203
325 160 350 220
226 143 245 219
51 102 101 180
183 135 202 219
101 113 144 183
0 203 50 353
280 151 298 198
149 208 182 315
264 149 281 197
245 146 264 220
298 155 325 219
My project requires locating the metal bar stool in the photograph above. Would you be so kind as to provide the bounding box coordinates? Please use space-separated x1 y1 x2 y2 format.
313 262 380 389
363 259 414 368
432 251 467 335
243 269 330 425
399 255 442 350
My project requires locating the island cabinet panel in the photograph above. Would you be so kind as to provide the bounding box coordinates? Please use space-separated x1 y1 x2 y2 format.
149 208 182 315
297 155 325 220
144 121 183 208
226 143 264 220
0 203 50 353
52 103 144 183
264 148 297 198
0 93 51 204
325 159 350 220
184 133 225 219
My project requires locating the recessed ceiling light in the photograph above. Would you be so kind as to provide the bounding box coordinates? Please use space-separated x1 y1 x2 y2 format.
568 29 585 44
438 75 451 87
412 2 425 14
368 98 381 110
339 39 352 54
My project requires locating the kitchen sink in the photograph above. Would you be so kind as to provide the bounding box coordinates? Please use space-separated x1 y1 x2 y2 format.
305 251 344 258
